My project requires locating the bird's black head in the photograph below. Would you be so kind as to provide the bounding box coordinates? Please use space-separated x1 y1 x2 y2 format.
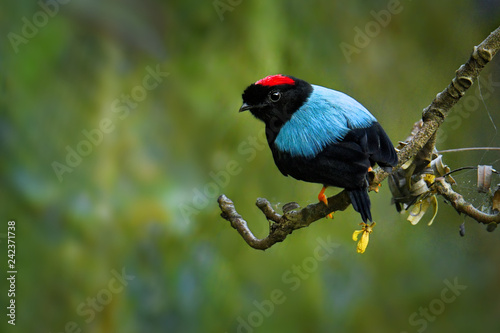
240 74 312 132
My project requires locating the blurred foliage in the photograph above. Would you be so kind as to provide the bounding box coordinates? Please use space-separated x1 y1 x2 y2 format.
1 0 500 332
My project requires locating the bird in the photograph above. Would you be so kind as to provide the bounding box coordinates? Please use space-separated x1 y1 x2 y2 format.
239 74 398 223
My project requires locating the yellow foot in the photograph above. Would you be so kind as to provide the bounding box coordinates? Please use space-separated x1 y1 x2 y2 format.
326 213 333 219
374 183 381 193
318 186 328 206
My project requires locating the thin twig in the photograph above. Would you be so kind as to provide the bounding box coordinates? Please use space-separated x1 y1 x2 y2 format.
439 166 499 179
438 147 500 153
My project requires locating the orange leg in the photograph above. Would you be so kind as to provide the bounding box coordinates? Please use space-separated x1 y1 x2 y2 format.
318 186 333 219
318 186 328 205
368 166 382 193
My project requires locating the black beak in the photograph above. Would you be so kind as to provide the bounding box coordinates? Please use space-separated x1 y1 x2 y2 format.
239 103 252 112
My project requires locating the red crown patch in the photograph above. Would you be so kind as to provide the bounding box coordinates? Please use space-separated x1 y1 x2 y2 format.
255 74 295 87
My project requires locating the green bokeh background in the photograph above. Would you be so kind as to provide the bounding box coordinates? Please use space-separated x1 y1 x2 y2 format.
2 1 500 332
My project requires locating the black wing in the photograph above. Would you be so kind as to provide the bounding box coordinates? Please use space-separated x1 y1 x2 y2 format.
270 122 397 188
352 122 398 168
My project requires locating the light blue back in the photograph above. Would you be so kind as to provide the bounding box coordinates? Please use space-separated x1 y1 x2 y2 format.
274 85 376 158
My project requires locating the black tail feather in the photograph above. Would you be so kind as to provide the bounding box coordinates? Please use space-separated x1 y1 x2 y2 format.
349 189 372 223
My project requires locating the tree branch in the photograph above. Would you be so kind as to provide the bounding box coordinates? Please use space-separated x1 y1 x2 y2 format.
433 178 500 224
373 25 500 184
218 191 350 250
218 26 500 250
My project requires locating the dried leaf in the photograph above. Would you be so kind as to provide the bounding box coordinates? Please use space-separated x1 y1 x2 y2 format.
427 195 438 226
401 156 415 170
431 155 448 176
477 165 493 193
493 187 500 212
407 198 429 225
410 178 430 196
407 195 438 226
282 202 300 214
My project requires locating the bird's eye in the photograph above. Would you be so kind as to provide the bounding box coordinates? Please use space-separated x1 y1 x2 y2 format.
269 91 281 102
